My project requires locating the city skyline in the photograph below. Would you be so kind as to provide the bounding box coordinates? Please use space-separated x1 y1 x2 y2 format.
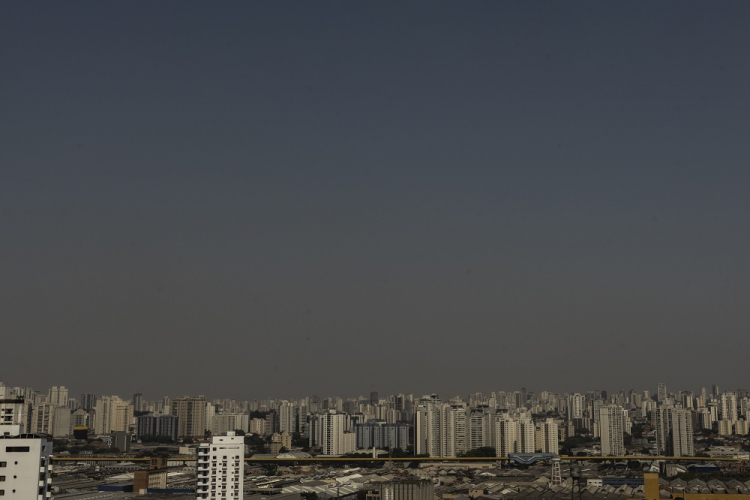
1 379 745 404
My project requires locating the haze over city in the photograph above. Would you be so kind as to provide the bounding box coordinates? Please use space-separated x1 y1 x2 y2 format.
2 2 750 399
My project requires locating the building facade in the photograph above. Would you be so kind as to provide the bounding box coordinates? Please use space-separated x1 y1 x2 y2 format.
0 433 53 500
196 432 245 500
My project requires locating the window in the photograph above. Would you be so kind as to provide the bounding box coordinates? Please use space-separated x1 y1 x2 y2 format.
5 447 30 453
0 463 5 467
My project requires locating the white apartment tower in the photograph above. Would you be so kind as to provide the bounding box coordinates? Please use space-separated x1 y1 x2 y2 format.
414 396 443 457
516 418 536 453
541 418 559 454
493 413 516 457
599 405 625 456
48 386 69 408
94 396 133 435
568 394 584 420
656 405 694 457
196 431 244 500
318 411 355 456
720 392 738 423
0 432 53 499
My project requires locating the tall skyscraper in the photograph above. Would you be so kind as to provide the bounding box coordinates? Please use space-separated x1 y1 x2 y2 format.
656 405 694 457
599 405 625 456
196 432 244 500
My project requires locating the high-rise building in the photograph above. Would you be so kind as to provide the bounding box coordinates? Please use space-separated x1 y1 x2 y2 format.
493 413 516 457
568 394 584 420
656 405 694 457
80 393 97 411
278 401 294 434
51 406 71 437
445 403 467 456
311 410 355 456
657 384 667 403
0 431 53 499
31 403 55 435
133 393 144 413
171 396 206 439
48 386 69 408
196 432 244 500
94 396 133 435
468 407 490 450
541 418 559 454
599 405 625 456
414 395 444 457
136 415 179 441
720 392 738 423
354 421 410 450
212 414 249 436
513 418 533 453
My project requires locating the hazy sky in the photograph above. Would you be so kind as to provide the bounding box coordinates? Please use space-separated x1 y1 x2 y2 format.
2 2 749 401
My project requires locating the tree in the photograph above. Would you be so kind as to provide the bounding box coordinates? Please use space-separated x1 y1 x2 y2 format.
233 429 246 436
460 447 496 457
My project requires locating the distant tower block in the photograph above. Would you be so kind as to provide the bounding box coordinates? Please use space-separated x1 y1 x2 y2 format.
551 457 562 486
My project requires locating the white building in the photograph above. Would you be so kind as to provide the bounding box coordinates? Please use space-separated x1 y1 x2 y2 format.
599 405 625 456
314 411 355 456
0 398 30 433
48 386 69 408
0 433 53 499
656 405 694 457
414 395 444 457
493 413 516 457
196 431 245 500
568 394 584 420
516 418 535 453
94 396 133 435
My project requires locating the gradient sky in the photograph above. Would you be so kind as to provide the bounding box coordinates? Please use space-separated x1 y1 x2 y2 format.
2 1 749 401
